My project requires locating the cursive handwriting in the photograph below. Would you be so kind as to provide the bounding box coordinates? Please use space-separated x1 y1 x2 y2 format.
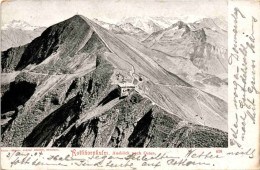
230 7 259 148
2 150 219 169
2 147 257 169
229 7 246 65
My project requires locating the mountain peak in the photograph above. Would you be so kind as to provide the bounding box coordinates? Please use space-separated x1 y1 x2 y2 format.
120 22 134 27
192 17 227 31
119 17 164 34
4 14 108 72
71 14 84 20
119 22 146 33
168 20 190 33
65 15 88 24
172 21 188 28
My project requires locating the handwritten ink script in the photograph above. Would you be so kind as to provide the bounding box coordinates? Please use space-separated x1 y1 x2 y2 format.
0 148 256 169
229 7 259 149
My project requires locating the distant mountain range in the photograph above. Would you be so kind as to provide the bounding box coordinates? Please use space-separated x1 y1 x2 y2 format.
143 18 227 74
93 19 149 41
118 16 208 33
1 15 228 147
1 20 46 51
2 20 41 30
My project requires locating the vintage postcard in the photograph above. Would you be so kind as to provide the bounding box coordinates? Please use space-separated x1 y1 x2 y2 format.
0 0 259 169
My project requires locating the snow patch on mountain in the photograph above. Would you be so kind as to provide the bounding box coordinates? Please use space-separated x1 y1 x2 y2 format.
118 16 206 34
118 16 166 33
2 20 40 31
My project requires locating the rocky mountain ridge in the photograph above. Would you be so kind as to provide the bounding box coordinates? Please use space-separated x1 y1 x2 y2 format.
1 15 228 147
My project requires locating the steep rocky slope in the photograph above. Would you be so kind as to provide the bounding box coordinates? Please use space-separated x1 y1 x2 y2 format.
1 15 227 147
114 32 227 102
141 19 228 100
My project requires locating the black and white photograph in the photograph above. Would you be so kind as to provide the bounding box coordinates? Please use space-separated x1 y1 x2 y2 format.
1 0 230 148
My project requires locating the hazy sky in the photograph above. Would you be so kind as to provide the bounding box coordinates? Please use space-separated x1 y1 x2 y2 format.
1 0 228 27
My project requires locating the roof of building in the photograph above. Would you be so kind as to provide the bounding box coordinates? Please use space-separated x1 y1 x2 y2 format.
118 82 135 87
